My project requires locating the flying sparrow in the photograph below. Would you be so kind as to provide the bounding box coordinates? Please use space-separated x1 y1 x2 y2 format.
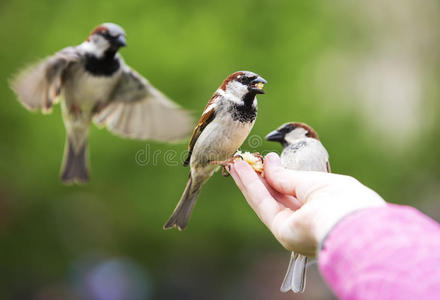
266 122 330 293
164 71 267 230
10 23 192 184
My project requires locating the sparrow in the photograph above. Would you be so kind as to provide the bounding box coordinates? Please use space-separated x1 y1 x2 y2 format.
10 23 192 184
266 122 330 293
164 71 267 230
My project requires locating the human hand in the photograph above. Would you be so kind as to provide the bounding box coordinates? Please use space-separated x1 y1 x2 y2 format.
228 152 386 257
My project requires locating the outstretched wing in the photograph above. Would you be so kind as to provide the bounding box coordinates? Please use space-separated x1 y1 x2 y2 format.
94 64 193 142
10 47 80 113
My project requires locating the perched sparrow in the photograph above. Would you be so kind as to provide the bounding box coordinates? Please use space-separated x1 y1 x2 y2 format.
11 23 192 184
164 71 267 230
266 122 330 293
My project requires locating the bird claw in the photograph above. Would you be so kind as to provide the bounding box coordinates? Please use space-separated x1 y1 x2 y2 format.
210 155 244 177
92 101 107 114
210 155 243 167
70 104 82 115
251 152 263 160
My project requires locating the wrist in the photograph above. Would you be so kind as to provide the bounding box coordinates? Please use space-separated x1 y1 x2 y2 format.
311 185 387 250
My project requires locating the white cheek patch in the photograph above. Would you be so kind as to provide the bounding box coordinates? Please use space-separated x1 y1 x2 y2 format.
227 81 248 96
215 88 242 106
223 82 249 105
79 36 109 58
79 42 96 53
285 128 308 144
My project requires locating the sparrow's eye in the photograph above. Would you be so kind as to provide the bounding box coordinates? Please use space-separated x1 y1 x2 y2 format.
98 31 114 40
279 124 295 134
237 76 255 85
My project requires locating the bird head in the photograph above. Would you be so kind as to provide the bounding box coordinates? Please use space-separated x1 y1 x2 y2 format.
85 23 126 57
219 71 267 100
266 122 319 147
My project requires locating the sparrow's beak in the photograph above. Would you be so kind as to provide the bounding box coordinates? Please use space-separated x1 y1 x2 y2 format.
249 76 267 94
265 130 285 143
112 35 127 49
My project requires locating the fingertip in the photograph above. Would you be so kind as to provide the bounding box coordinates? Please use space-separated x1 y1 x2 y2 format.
228 162 239 177
265 152 281 166
262 154 298 196
264 153 283 177
234 159 253 172
232 159 263 187
229 160 250 182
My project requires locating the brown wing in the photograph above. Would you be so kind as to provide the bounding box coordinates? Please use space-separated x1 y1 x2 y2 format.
94 64 192 141
10 47 80 113
183 107 216 166
326 160 331 173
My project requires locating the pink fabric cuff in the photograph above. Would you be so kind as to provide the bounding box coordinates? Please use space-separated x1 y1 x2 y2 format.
319 204 440 300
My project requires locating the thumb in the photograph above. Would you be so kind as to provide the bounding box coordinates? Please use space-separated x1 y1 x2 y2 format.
264 152 336 201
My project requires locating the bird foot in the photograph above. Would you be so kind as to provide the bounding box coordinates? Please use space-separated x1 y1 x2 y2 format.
210 155 244 177
70 104 82 115
92 101 106 114
251 152 263 160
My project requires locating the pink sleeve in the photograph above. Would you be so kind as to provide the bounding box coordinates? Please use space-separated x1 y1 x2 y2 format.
319 204 440 300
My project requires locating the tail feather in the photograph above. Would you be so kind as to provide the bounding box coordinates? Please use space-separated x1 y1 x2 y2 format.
281 252 298 292
280 252 308 293
60 138 89 184
164 175 201 230
292 254 308 293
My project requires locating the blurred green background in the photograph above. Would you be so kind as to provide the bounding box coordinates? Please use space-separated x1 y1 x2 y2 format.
0 0 439 299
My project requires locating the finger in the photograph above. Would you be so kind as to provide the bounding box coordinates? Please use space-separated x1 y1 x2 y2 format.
228 162 245 190
264 152 336 201
229 161 300 210
231 160 290 229
260 179 302 210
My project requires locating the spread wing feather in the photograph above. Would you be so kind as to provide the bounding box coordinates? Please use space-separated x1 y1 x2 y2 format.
10 47 80 113
94 65 193 142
